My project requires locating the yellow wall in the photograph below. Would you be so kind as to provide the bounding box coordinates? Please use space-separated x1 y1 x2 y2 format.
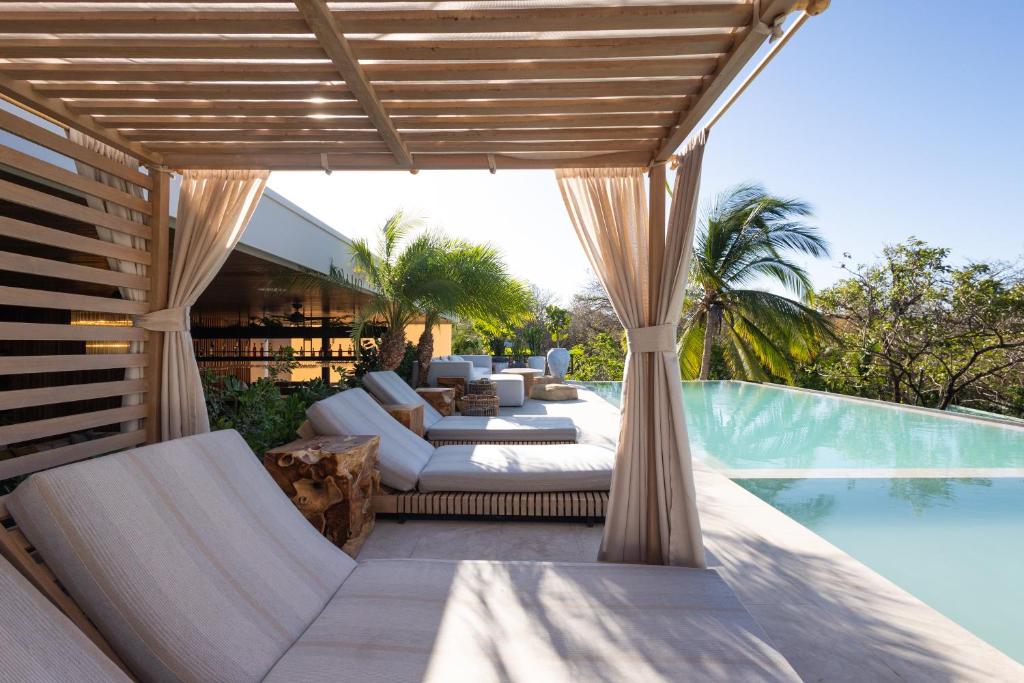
404 321 453 357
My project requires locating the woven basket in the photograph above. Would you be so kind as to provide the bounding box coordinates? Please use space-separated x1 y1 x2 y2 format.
466 378 497 396
457 394 500 417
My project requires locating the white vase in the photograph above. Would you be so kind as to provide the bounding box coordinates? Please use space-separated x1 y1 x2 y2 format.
527 356 546 372
546 347 570 380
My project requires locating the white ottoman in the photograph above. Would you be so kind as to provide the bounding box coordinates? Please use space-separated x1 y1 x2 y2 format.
488 373 525 407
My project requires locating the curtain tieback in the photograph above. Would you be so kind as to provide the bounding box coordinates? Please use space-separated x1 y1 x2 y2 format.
135 305 191 332
625 323 676 353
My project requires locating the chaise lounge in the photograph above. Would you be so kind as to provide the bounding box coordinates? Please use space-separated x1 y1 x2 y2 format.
363 370 572 443
1 430 800 682
307 387 614 518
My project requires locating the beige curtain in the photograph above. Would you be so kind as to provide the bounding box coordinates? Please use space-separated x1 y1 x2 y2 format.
68 130 148 432
138 170 269 440
555 131 708 567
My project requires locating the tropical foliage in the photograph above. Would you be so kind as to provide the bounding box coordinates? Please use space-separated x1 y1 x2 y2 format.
413 237 531 377
568 332 627 381
809 239 1024 415
678 184 834 382
294 210 528 372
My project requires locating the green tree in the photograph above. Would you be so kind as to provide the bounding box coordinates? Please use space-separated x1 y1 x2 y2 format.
544 305 571 348
568 332 627 381
813 239 1024 414
679 184 834 382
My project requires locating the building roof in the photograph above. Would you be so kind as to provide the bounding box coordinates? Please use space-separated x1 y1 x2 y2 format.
0 1 799 171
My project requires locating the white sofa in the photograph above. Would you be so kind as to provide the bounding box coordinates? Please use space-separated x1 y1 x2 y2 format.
426 354 491 387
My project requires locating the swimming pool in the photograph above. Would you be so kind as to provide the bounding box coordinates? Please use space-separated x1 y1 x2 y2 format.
736 477 1024 663
578 380 1024 662
579 381 1024 473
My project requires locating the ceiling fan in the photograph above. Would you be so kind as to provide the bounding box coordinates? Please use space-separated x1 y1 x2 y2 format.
287 301 305 324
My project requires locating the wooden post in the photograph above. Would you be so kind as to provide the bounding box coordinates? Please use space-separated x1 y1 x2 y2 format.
644 162 667 563
647 163 666 325
145 168 171 443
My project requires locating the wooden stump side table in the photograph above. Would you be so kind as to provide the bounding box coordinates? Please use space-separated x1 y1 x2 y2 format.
381 402 424 437
264 435 380 557
415 387 456 416
436 376 466 399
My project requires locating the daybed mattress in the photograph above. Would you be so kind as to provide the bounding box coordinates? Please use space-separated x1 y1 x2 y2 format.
426 415 578 443
417 443 613 492
264 558 801 683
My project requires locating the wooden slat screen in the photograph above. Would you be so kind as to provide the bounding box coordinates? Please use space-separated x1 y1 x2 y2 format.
0 107 156 485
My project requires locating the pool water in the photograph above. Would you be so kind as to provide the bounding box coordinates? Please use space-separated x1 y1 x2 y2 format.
579 381 1024 471
578 380 1024 662
736 478 1024 663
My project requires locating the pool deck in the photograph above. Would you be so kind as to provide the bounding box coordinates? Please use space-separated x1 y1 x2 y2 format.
361 389 1024 682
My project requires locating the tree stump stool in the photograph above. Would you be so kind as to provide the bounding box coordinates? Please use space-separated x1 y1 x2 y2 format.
264 435 380 557
381 403 424 437
415 387 456 416
436 376 466 399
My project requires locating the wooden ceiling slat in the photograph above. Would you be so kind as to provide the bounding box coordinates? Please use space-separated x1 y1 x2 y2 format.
35 79 698 101
71 98 688 117
122 127 667 143
1 4 752 35
0 35 736 61
99 112 678 130
3 57 718 82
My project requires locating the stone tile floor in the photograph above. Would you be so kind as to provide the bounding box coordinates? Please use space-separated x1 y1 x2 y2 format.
361 390 1024 682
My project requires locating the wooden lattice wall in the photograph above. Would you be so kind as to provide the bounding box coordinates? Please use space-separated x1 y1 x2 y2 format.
0 106 169 485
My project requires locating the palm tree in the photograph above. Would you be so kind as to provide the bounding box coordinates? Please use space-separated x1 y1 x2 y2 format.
291 210 434 370
415 238 531 381
679 184 834 382
290 211 529 374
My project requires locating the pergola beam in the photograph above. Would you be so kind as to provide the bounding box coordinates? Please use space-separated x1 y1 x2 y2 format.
160 151 653 171
292 0 412 168
655 0 798 161
0 82 162 165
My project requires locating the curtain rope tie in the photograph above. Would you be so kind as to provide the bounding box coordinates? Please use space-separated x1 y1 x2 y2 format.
625 324 677 353
135 305 191 332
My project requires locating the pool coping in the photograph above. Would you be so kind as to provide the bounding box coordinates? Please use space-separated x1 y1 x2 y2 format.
719 467 1024 479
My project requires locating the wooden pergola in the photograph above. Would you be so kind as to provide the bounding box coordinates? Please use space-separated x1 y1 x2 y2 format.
0 0 822 486
0 0 809 172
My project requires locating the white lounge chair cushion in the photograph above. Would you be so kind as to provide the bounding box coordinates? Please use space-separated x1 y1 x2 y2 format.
7 429 356 683
264 559 801 683
307 388 434 491
0 556 130 683
426 415 577 443
364 370 443 429
418 444 614 492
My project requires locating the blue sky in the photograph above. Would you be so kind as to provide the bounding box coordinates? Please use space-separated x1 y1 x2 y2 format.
269 1 1024 305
